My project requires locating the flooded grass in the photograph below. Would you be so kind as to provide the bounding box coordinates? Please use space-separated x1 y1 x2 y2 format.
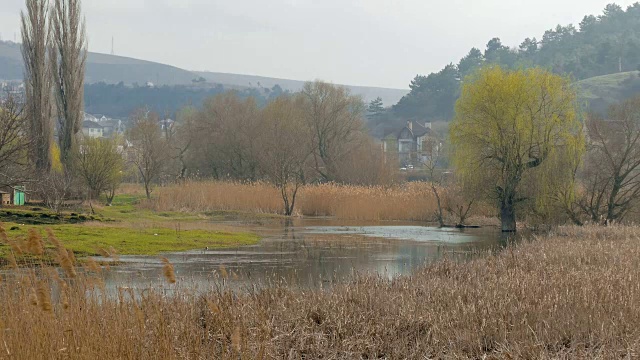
0 225 639 358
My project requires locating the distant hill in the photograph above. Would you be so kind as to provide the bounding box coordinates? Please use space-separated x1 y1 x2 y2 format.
0 40 200 85
0 40 407 106
196 71 408 105
575 71 640 114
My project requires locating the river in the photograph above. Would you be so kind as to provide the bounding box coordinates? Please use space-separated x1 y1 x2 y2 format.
101 218 506 291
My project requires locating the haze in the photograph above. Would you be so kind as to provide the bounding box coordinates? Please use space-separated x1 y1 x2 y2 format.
0 0 636 89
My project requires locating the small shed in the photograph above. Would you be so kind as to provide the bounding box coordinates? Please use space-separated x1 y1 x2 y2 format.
0 192 10 206
13 186 25 206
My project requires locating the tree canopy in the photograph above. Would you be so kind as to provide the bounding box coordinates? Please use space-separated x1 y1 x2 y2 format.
450 67 584 231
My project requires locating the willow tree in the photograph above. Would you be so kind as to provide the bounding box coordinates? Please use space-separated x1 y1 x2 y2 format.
450 67 584 232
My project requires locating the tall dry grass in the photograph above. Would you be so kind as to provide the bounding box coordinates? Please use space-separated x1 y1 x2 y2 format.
1 226 640 358
148 181 494 222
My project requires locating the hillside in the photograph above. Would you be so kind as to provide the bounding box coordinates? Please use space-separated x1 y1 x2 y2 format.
0 40 407 106
0 40 198 85
196 71 408 105
575 71 640 113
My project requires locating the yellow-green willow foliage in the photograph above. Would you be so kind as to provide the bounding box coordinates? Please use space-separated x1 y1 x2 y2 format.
450 66 584 231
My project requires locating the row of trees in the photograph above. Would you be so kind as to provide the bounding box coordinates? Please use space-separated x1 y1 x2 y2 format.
451 66 640 231
21 0 86 174
7 0 394 214
124 82 397 214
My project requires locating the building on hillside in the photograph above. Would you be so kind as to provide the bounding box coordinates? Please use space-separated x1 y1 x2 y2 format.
82 120 104 138
381 121 436 166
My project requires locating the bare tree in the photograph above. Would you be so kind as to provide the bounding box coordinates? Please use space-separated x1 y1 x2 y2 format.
257 96 312 216
422 137 447 227
49 0 87 169
165 107 195 182
21 0 53 172
186 93 262 180
301 81 365 182
333 134 397 186
128 109 167 199
573 97 640 224
0 95 31 188
38 170 75 214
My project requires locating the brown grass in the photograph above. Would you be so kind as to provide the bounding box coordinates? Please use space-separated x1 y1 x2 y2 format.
1 226 640 358
149 181 495 222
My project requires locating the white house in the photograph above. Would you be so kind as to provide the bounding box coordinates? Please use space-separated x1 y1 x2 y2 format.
82 120 104 138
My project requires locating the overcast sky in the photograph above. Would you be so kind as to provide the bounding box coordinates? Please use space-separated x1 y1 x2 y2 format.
0 0 637 88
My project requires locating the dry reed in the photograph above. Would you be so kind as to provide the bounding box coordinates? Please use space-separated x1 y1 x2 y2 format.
0 226 639 358
149 181 494 222
161 257 176 284
26 229 44 256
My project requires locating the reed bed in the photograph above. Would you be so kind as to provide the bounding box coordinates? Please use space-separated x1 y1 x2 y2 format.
1 225 640 358
149 181 483 222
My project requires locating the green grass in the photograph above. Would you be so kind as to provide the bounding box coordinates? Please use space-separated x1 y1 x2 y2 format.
1 223 258 257
94 194 210 223
0 194 260 260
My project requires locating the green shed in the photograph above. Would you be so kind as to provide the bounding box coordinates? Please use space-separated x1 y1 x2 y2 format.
13 186 25 206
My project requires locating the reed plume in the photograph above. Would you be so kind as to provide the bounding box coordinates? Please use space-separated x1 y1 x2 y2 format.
161 257 176 284
36 280 52 312
26 229 44 256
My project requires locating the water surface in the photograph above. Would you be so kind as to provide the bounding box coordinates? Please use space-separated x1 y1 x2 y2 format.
102 218 503 291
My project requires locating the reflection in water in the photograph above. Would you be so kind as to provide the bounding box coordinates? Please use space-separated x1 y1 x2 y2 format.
101 219 503 292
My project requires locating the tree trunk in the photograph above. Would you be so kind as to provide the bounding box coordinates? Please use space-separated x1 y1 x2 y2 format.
500 200 517 232
431 184 445 227
144 181 151 199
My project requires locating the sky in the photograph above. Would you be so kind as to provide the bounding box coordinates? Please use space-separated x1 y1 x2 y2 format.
0 0 637 89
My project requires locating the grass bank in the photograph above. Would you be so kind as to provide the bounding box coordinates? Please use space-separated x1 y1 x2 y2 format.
0 193 259 261
0 225 638 358
0 223 257 259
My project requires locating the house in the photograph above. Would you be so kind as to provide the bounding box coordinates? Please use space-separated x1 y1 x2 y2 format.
82 120 104 138
159 118 174 131
99 119 123 137
381 121 435 165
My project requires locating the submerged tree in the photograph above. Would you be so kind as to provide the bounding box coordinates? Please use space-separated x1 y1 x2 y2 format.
257 96 312 216
450 67 584 232
21 0 53 173
50 0 87 169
